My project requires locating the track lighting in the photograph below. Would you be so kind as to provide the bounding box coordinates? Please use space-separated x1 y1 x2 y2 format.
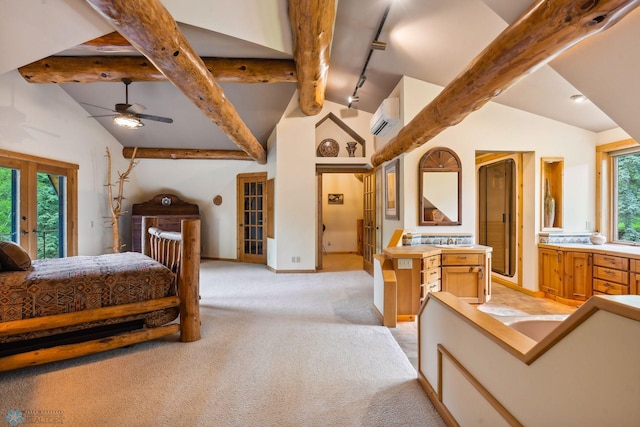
371 40 387 50
348 95 360 103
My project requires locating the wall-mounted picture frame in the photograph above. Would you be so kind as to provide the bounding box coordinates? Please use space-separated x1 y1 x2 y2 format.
385 159 400 220
328 193 344 204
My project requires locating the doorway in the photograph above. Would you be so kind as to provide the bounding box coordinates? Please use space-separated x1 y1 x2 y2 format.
478 158 516 277
237 172 267 264
316 169 370 272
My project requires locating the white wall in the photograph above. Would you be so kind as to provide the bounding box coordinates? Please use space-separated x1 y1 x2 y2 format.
322 174 363 253
271 98 374 271
379 76 607 291
0 70 134 256
129 159 267 259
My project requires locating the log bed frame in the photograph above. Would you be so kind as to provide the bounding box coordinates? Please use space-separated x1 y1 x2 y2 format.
0 217 201 372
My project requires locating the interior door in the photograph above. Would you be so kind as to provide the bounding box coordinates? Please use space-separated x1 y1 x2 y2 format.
478 159 515 276
237 172 267 264
362 170 376 275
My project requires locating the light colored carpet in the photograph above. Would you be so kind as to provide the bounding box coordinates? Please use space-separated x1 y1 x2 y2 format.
0 260 444 426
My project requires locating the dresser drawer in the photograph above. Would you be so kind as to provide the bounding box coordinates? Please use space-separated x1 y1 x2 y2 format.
593 266 629 285
593 254 629 270
422 255 441 269
593 279 629 295
422 268 441 284
420 281 441 299
442 253 482 266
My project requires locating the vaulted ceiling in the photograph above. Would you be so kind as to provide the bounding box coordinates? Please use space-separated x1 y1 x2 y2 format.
2 0 640 161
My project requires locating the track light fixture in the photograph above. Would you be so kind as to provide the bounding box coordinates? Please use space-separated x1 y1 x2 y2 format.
347 2 392 109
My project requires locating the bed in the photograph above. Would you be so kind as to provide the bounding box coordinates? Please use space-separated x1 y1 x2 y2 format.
0 217 200 371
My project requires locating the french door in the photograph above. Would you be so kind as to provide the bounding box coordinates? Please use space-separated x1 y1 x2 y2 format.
237 172 267 264
0 150 77 258
362 169 376 275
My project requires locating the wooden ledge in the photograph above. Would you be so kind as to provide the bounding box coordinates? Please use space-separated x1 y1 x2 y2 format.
420 292 640 365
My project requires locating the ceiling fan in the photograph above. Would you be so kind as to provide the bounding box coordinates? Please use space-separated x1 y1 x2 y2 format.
83 78 173 129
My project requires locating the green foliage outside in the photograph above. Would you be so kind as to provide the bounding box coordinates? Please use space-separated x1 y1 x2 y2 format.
617 152 640 243
0 168 14 242
0 168 62 258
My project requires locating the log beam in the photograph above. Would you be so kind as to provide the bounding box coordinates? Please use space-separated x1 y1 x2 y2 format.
122 147 253 161
85 0 266 164
18 56 297 84
371 0 640 167
288 0 336 115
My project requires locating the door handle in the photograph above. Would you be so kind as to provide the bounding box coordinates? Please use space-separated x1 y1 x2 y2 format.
21 230 28 236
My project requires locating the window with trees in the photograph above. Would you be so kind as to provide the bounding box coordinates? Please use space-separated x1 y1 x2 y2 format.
0 150 78 258
612 148 640 244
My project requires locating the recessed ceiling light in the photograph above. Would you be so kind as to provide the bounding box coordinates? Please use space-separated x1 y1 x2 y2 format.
570 94 587 103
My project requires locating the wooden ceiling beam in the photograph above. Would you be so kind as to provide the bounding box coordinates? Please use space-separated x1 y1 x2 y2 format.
122 147 253 161
371 0 640 167
85 0 266 164
288 0 336 116
18 56 297 84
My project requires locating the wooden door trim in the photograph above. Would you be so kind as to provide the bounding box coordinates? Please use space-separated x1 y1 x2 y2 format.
236 172 267 264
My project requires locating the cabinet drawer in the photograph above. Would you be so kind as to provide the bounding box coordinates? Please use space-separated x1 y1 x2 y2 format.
442 253 482 266
420 281 441 298
593 254 629 270
632 259 640 274
593 278 629 295
422 255 441 269
593 266 629 285
422 268 441 284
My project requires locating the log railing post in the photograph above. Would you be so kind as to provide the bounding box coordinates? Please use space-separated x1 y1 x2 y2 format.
142 216 159 257
178 219 201 342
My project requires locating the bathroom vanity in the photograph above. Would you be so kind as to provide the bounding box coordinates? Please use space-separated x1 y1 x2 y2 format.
380 244 492 323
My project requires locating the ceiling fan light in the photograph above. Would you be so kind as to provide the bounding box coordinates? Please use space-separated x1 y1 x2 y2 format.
114 113 143 129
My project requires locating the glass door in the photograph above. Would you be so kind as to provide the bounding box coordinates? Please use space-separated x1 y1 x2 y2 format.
362 170 376 275
237 172 267 264
0 152 76 258
478 159 515 277
36 171 66 258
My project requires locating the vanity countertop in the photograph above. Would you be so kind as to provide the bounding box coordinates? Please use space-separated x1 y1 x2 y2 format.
538 242 640 259
383 244 492 258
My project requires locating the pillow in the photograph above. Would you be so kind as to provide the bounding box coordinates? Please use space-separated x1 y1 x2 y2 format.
0 241 32 271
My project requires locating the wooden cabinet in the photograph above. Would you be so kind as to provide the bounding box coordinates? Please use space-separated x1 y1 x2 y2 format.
593 253 629 295
564 251 593 301
632 260 640 295
539 248 563 297
420 254 441 305
131 194 199 252
441 252 491 304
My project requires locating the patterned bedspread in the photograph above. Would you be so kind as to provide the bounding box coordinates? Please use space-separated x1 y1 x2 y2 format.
0 252 179 343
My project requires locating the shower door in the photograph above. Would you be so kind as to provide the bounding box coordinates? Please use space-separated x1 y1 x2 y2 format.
478 159 515 277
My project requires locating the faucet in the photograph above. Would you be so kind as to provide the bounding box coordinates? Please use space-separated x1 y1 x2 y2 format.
447 237 454 245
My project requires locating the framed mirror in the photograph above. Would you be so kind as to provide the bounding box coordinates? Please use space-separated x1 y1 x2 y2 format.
419 147 461 226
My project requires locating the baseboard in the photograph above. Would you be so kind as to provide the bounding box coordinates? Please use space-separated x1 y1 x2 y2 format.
543 293 584 307
201 256 237 262
266 266 316 274
324 251 359 255
492 275 545 298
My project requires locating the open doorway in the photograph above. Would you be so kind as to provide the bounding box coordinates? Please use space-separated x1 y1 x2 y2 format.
316 170 367 271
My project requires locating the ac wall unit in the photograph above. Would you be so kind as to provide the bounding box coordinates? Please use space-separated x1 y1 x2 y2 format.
369 97 400 136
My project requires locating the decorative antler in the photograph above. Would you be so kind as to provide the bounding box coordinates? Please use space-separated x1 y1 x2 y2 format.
105 146 138 252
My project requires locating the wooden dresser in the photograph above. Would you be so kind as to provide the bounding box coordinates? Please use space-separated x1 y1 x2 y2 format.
131 193 200 252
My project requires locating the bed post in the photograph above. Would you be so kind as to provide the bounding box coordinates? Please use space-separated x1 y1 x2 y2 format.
179 219 201 342
142 216 159 257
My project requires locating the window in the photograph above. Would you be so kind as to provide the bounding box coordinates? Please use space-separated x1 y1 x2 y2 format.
612 148 640 244
0 150 78 258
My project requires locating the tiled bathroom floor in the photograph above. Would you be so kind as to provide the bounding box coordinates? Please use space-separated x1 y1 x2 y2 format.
389 281 577 370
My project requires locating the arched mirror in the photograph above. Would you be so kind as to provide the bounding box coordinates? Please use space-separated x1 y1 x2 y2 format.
419 147 461 226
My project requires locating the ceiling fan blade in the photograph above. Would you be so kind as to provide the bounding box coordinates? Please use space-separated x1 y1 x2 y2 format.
87 114 116 118
135 113 173 124
80 102 115 112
